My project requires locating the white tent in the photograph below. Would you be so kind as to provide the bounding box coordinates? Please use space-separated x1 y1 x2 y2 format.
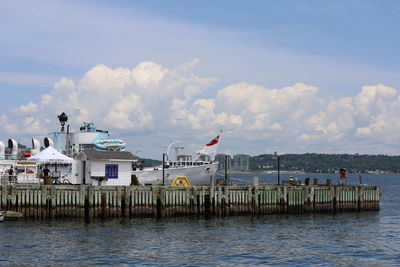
27 146 74 163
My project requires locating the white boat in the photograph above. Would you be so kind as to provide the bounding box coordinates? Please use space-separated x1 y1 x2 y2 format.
133 154 219 185
0 113 221 186
132 134 221 185
134 161 219 185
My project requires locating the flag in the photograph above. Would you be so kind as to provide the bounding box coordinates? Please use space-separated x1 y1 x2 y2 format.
197 135 220 157
206 135 220 146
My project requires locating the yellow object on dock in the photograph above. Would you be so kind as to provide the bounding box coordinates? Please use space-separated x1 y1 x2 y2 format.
171 176 191 186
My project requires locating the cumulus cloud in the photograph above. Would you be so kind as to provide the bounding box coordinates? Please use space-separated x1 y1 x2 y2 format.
103 94 153 130
0 115 19 134
18 102 39 114
0 60 217 139
178 82 322 139
177 81 400 153
0 60 399 155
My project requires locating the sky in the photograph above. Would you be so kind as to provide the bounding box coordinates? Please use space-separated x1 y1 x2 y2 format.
0 0 399 158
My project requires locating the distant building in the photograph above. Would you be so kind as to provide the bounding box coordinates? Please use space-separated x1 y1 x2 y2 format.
232 154 250 171
215 154 232 171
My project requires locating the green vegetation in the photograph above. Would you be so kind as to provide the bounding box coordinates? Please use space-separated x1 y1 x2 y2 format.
250 153 400 173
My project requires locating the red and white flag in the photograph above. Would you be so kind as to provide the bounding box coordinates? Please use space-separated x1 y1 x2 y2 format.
197 134 221 159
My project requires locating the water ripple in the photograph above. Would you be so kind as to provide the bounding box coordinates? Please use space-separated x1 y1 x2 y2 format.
1 174 399 266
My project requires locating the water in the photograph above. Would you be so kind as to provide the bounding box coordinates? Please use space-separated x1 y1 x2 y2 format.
1 174 399 266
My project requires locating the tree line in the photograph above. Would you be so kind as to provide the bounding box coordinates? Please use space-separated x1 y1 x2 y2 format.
250 153 400 173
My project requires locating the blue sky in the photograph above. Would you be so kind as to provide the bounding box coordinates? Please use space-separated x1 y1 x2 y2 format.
0 0 399 158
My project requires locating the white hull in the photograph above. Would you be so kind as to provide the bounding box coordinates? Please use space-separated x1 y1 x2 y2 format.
133 162 218 185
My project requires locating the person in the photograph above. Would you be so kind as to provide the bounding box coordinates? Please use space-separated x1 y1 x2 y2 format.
339 168 348 185
139 161 144 171
42 165 51 185
8 167 14 182
130 174 140 186
216 178 223 186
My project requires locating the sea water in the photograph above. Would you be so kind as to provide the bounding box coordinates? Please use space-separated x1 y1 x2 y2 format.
1 174 399 266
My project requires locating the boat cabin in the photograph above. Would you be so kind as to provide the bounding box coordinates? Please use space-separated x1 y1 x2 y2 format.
75 149 138 186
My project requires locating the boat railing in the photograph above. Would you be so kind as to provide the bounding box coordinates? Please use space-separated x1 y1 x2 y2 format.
0 173 40 185
0 173 17 185
166 160 211 168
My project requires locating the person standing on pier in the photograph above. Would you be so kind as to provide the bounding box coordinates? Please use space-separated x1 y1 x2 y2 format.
43 165 51 185
8 167 14 183
339 168 348 185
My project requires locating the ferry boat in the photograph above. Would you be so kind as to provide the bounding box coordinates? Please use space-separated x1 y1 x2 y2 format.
0 113 220 186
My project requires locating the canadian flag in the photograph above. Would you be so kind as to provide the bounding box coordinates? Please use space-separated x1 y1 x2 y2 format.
196 134 221 160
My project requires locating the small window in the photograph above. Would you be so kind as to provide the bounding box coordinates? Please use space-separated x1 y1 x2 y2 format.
105 164 118 179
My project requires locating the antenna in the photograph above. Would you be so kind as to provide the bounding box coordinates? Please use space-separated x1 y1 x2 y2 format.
174 146 185 160
166 141 180 160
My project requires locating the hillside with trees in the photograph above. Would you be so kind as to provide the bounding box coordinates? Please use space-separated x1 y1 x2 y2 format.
140 158 162 167
250 153 400 173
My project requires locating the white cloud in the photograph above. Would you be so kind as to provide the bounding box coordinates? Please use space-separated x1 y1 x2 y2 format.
0 60 217 139
131 62 167 88
18 102 39 114
23 117 46 134
103 94 153 130
0 60 399 156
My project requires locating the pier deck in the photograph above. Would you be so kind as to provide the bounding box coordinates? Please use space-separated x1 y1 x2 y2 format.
0 184 380 218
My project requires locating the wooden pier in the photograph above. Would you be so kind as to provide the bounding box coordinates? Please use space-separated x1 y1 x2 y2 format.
0 184 380 218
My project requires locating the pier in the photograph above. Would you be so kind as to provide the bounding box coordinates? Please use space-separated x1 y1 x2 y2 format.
0 184 380 218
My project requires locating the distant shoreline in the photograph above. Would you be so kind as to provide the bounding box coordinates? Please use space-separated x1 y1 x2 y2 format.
217 171 400 175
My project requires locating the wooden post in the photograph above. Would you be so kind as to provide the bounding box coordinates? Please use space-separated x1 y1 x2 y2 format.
11 186 17 212
192 187 198 215
124 186 130 217
159 187 166 217
223 186 229 216
151 186 158 217
87 186 94 217
359 186 364 211
50 186 56 218
117 187 122 217
34 189 39 218
17 189 22 214
253 185 259 214
78 186 85 218
1 186 7 210
281 186 287 213
21 189 26 217
304 187 312 212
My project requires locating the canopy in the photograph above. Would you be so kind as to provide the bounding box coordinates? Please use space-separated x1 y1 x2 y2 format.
27 146 74 163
